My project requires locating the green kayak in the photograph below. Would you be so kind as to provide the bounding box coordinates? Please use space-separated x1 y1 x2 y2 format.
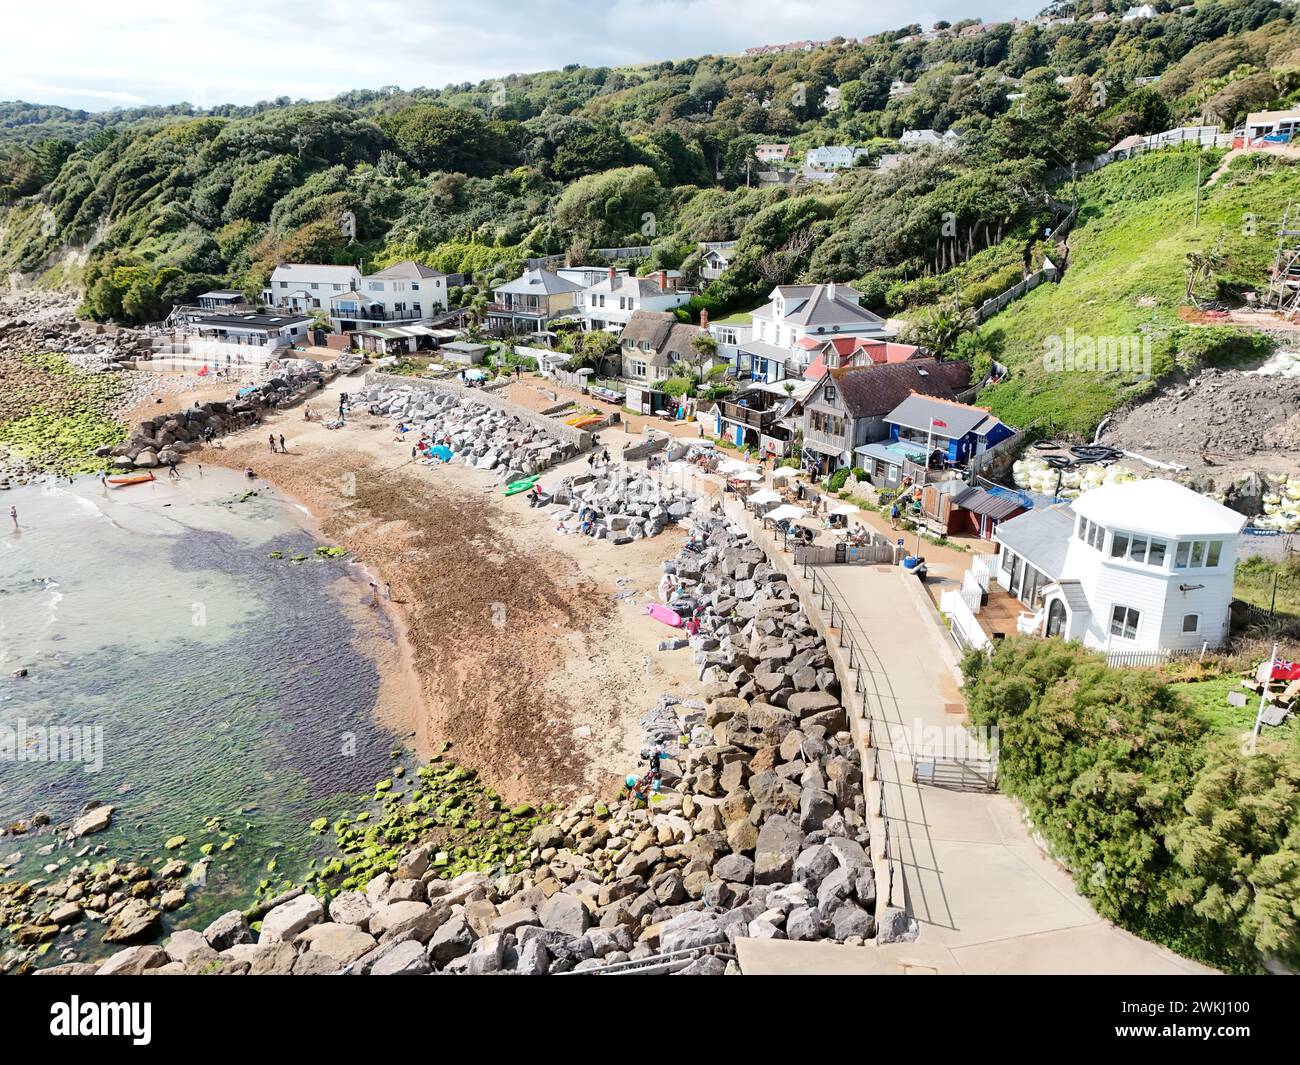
503 476 540 496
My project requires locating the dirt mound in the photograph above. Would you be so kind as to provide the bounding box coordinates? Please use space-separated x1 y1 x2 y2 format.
1100 368 1300 463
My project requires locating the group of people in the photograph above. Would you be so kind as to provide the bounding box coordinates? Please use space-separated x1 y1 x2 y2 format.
626 748 665 808
268 433 288 454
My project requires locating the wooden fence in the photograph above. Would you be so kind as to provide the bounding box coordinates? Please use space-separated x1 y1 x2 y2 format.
793 541 899 566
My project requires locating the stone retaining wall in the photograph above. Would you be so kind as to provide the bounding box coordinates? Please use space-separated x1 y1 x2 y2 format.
366 372 595 451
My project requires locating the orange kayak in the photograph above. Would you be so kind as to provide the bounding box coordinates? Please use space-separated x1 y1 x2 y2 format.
108 472 156 487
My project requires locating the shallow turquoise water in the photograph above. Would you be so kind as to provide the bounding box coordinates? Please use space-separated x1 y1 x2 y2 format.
0 469 407 953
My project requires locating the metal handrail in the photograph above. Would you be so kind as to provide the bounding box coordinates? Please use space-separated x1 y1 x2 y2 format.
805 561 897 891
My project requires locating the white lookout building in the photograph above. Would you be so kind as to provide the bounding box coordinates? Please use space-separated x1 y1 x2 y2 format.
993 479 1246 654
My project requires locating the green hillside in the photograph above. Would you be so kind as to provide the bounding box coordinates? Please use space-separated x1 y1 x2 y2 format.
0 1 1298 441
975 147 1300 436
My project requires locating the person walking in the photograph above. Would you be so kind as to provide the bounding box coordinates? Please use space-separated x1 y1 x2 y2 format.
889 501 900 529
384 581 392 601
602 449 609 465
268 433 277 453
98 470 108 488
9 506 17 530
279 434 286 453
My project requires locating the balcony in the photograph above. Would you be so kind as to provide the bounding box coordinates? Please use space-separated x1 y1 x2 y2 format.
719 400 779 429
330 307 427 324
803 425 850 452
486 301 548 318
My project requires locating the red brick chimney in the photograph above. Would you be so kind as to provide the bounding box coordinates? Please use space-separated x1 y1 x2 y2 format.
699 307 709 329
607 265 617 283
658 269 668 291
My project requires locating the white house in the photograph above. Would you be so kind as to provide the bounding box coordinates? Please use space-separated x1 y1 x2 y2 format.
805 145 869 169
177 310 314 364
1122 4 1157 21
579 267 690 332
330 261 448 332
900 129 961 149
741 283 892 382
263 264 363 313
993 480 1246 655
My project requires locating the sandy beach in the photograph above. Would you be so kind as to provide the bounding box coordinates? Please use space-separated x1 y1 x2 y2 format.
197 373 705 806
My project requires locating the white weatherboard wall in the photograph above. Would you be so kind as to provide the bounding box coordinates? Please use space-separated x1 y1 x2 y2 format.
1058 481 1243 653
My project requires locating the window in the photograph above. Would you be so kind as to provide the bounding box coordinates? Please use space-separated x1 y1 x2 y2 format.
1110 605 1140 640
1128 535 1148 563
1174 541 1190 567
310 283 319 290
1182 613 1200 633
1205 541 1222 567
412 283 419 291
824 386 837 402
1110 532 1129 558
630 359 647 378
279 281 287 289
1001 550 1018 575
1147 539 1166 566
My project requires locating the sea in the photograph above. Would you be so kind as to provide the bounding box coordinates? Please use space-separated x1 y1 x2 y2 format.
0 467 408 959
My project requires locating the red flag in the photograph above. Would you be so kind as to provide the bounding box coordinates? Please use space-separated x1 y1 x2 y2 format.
1270 658 1300 681
932 418 947 429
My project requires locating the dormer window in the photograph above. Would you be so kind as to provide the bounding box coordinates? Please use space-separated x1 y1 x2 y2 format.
824 386 837 402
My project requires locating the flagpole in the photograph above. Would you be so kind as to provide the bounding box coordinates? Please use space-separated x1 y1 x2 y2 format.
1252 641 1277 742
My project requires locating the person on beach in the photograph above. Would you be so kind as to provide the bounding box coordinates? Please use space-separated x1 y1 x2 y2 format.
384 581 392 600
268 434 277 453
167 458 181 479
10 506 18 529
98 471 108 487
369 581 379 604
602 449 610 465
279 434 286 453
245 467 256 480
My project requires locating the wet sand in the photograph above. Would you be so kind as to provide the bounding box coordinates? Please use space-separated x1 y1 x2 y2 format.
198 374 703 805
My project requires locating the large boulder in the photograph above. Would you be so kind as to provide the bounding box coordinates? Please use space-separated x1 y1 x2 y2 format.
259 893 324 943
428 914 476 967
295 922 377 964
203 910 253 951
102 899 160 944
97 945 169 975
753 816 805 885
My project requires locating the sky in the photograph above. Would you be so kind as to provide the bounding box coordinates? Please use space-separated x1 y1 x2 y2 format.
2 0 1045 113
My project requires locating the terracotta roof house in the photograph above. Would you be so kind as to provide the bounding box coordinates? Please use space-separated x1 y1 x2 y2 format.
800 336 922 380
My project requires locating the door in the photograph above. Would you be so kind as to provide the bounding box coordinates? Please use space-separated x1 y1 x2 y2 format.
1046 597 1066 638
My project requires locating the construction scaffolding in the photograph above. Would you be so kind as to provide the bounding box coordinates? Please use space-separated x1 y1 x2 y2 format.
1269 203 1300 315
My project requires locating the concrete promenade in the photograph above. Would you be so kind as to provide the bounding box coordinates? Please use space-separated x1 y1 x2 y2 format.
713 489 1210 974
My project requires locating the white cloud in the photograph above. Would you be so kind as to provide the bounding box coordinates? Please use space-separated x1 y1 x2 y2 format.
1 0 1041 111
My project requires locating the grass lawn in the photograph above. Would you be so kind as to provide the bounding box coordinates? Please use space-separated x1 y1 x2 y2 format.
973 148 1300 437
1234 555 1300 617
1170 674 1296 741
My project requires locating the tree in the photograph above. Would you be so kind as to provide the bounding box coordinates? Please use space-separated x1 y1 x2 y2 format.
1164 738 1300 969
898 301 976 356
382 105 515 176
